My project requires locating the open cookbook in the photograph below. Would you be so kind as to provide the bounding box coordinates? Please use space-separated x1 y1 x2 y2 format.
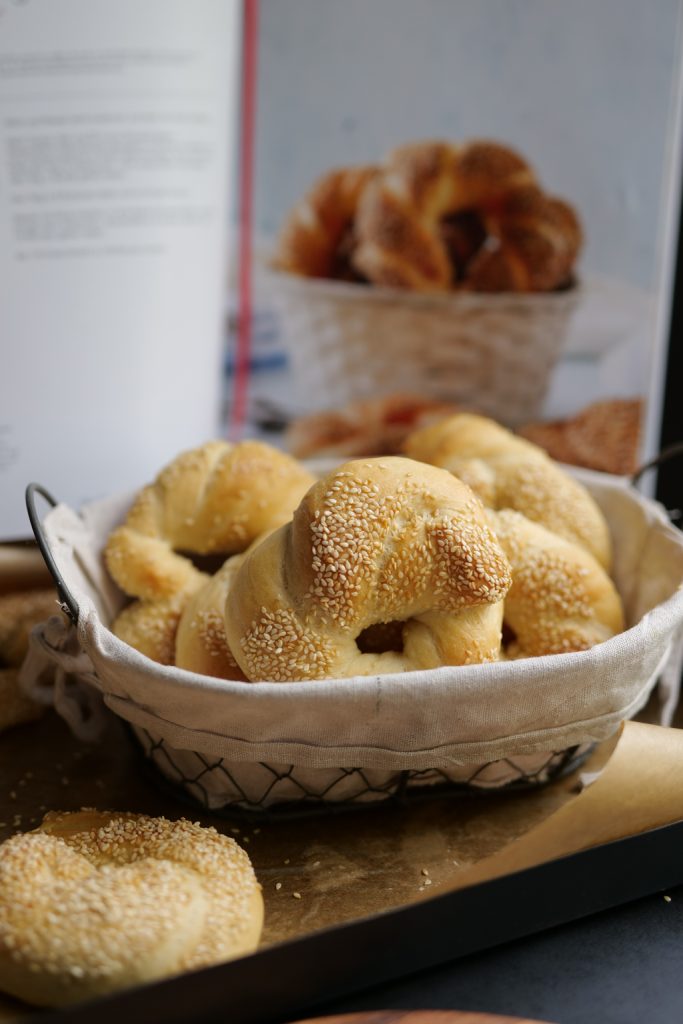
1 0 683 539
1 2 683 1020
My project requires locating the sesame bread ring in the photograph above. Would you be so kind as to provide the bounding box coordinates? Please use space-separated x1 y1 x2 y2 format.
175 553 249 680
111 573 207 665
404 413 612 570
490 509 624 658
175 525 284 679
225 457 512 682
0 810 263 1007
465 185 582 292
352 139 580 292
104 440 316 603
274 164 378 279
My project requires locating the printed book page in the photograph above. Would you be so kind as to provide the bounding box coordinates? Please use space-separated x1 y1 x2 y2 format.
0 0 240 539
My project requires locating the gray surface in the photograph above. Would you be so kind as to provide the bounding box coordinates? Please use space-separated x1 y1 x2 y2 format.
313 885 683 1024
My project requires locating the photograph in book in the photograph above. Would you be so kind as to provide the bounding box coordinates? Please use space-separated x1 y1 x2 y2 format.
2 0 682 542
234 0 683 483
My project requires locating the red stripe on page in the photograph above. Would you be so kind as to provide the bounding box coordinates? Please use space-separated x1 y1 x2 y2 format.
230 0 259 437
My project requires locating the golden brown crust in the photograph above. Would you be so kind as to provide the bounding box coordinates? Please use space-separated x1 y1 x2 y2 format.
225 457 512 681
104 440 315 603
0 810 262 1007
111 577 207 665
352 139 581 292
490 509 624 657
104 442 314 667
403 413 612 569
175 554 249 680
466 185 582 292
274 165 378 278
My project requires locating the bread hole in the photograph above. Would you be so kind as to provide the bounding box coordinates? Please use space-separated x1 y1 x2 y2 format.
356 620 406 654
438 210 487 281
179 552 228 575
333 226 369 283
502 621 517 651
554 272 577 292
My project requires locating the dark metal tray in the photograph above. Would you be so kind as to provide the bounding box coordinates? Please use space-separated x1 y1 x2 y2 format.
37 819 683 1024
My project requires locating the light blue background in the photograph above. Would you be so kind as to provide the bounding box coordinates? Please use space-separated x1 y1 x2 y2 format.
256 0 683 290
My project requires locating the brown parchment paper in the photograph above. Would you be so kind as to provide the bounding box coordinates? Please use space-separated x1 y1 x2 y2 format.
0 712 682 1021
1 565 683 1017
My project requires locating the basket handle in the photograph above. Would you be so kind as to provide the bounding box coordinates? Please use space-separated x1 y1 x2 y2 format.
631 440 683 488
25 483 80 627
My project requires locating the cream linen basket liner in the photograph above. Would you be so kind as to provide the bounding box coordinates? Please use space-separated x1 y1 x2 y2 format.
21 468 683 814
266 269 580 426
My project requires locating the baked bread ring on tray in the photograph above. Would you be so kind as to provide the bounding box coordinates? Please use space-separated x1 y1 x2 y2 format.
490 509 625 658
105 440 315 664
0 810 263 1008
225 456 512 681
274 164 378 279
403 413 612 570
352 139 581 292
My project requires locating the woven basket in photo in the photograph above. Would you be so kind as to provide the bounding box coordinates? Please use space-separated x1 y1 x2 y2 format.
22 469 683 816
266 270 580 426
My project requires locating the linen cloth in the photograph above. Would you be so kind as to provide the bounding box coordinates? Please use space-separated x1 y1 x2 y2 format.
20 469 683 777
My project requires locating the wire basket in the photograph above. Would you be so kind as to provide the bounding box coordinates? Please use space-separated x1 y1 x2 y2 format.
266 270 581 426
22 466 683 817
132 727 590 817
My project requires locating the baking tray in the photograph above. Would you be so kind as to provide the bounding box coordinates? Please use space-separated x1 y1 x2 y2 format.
4 458 683 1022
25 817 683 1024
1 704 683 1024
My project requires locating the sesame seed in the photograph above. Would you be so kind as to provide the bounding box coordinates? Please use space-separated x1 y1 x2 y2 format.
233 458 514 680
0 809 263 993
